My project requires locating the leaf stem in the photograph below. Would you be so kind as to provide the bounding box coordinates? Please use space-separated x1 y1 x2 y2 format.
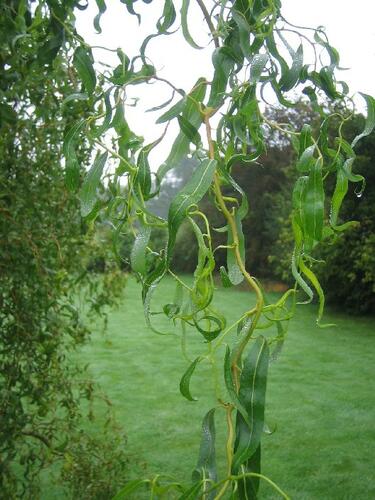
93 139 136 173
195 0 220 49
214 404 234 500
262 114 300 136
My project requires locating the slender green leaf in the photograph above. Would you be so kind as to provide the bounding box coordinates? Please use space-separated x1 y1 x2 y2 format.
298 258 333 327
63 119 86 191
111 95 127 132
330 166 352 231
219 266 232 288
131 63 155 85
156 97 185 124
266 33 289 80
314 30 340 67
192 408 217 497
179 481 204 500
177 115 201 146
61 93 89 106
271 78 296 108
237 445 261 500
299 124 313 156
218 168 249 219
179 357 201 401
130 220 151 274
227 213 245 285
79 152 107 217
188 218 216 316
93 0 106 33
73 46 96 95
158 78 207 179
249 54 268 84
232 10 252 60
143 0 176 49
318 67 339 100
232 336 269 472
302 158 324 245
111 49 131 85
352 93 375 148
189 217 214 281
163 303 180 318
92 88 113 137
157 0 176 33
135 146 152 198
341 157 365 187
193 315 224 342
277 30 296 60
291 218 314 304
167 159 217 260
181 0 203 49
235 316 252 343
146 92 176 113
279 44 303 92
337 137 355 158
142 259 167 333
224 346 250 427
207 48 235 108
119 0 141 23
296 145 315 173
112 479 149 499
227 152 259 169
270 321 287 363
293 175 308 228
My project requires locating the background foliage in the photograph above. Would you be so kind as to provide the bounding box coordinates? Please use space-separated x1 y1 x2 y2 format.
0 1 128 497
267 108 375 314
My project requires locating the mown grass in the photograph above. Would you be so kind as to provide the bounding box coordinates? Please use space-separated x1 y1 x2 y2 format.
75 276 375 499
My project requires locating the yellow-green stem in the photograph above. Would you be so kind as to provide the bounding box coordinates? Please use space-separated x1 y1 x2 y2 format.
204 115 264 389
214 404 234 500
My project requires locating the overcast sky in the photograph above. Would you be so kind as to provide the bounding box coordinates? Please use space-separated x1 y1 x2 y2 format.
76 0 375 167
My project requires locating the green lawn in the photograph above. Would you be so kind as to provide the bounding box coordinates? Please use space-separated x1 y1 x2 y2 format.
77 276 375 499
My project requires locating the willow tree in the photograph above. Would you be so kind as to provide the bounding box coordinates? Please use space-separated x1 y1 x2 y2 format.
4 0 375 498
0 2 128 497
